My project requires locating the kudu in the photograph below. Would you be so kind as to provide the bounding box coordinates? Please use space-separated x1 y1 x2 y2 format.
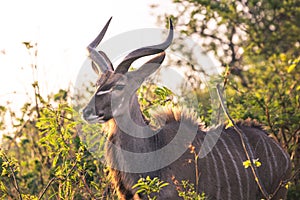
82 18 291 200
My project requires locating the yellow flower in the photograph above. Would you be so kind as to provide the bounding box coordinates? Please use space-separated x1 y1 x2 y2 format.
253 158 262 167
243 158 262 169
243 160 251 169
285 182 291 189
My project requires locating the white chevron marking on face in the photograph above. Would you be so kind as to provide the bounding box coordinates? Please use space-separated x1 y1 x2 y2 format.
96 88 113 96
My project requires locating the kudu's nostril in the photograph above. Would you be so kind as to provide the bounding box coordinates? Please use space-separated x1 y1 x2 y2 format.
97 110 105 117
83 107 93 117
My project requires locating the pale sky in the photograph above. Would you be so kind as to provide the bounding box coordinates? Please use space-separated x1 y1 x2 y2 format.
0 0 172 108
0 0 223 139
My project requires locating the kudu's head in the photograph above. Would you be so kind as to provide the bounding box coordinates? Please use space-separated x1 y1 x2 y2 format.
82 18 173 124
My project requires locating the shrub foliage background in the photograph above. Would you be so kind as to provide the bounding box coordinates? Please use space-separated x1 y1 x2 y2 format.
0 86 118 199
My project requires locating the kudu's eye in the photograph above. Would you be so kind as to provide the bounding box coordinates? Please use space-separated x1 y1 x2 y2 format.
114 85 125 91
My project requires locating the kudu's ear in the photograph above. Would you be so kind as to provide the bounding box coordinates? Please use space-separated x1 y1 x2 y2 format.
87 17 113 73
129 52 166 83
98 50 114 71
92 62 101 75
91 50 114 75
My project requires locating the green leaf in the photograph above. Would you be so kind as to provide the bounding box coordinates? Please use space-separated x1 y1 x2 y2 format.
159 182 169 188
136 188 146 194
225 120 234 129
287 64 296 73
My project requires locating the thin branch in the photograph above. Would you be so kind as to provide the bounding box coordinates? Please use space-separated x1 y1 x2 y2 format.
33 82 41 118
264 101 277 139
38 159 79 199
287 127 300 144
38 177 60 200
80 172 96 199
270 168 300 198
0 148 22 200
216 84 270 199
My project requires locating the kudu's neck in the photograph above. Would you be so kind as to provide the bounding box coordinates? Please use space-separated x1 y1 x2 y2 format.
106 93 148 137
128 95 147 126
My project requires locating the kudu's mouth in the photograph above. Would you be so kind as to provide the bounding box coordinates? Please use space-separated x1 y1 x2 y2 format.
82 106 106 124
83 114 105 124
